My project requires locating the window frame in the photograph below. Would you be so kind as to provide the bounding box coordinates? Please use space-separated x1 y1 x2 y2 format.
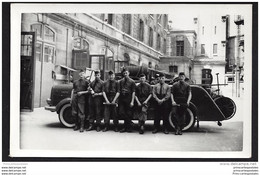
139 19 144 42
157 33 161 51
201 44 205 55
43 43 55 63
149 27 153 47
169 65 178 73
31 23 56 63
176 40 184 56
213 43 218 55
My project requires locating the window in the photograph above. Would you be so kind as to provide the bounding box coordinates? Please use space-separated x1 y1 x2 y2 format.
108 14 113 25
44 26 55 42
123 14 131 35
73 37 89 50
139 19 144 42
31 24 56 63
73 38 90 69
149 27 153 47
163 38 166 54
35 43 42 61
214 26 217 34
157 34 161 50
114 53 130 73
201 44 205 55
21 34 33 56
31 24 42 39
44 45 55 63
164 14 167 28
202 26 204 35
169 65 178 73
176 41 184 56
213 44 218 55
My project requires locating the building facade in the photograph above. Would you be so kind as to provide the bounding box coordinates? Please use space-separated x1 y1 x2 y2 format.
160 30 196 78
192 14 227 85
164 15 228 85
20 13 169 109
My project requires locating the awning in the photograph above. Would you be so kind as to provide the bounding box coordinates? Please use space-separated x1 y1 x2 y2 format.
59 65 77 72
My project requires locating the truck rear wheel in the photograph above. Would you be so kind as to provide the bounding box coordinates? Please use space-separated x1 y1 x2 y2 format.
59 103 75 128
169 108 195 131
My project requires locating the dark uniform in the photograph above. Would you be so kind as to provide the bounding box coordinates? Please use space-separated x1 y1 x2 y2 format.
71 79 89 130
135 82 152 124
153 82 171 131
118 77 136 130
88 79 104 128
171 80 191 131
102 79 119 127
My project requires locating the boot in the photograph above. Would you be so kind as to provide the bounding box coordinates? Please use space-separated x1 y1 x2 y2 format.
152 128 158 134
86 124 94 131
73 125 79 131
96 124 101 132
102 124 109 132
79 119 84 133
73 118 79 131
163 129 169 134
126 124 132 133
114 126 119 132
175 127 180 135
139 125 144 134
120 127 126 133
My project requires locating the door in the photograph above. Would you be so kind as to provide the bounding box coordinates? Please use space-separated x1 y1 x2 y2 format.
90 55 106 80
20 32 35 111
72 50 90 80
202 69 213 85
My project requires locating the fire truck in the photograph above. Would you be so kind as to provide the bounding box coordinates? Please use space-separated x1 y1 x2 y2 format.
45 65 236 131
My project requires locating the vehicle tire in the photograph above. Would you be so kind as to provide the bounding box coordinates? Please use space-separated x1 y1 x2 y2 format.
214 96 236 120
58 103 75 128
169 108 195 131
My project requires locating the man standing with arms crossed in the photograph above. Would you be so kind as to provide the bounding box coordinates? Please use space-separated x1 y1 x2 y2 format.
152 73 171 134
171 72 192 135
102 70 120 132
118 68 136 133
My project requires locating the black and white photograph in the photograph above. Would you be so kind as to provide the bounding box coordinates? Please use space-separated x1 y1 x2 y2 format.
5 2 257 162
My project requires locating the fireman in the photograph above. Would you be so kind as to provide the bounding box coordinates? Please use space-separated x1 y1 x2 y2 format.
70 69 90 132
152 73 171 134
171 72 192 135
86 70 104 132
135 74 153 134
102 70 120 132
118 68 136 133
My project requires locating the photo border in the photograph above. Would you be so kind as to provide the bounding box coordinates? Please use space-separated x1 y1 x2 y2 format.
2 1 258 162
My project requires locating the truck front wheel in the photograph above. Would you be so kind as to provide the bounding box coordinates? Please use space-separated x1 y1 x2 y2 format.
58 103 75 128
169 108 195 131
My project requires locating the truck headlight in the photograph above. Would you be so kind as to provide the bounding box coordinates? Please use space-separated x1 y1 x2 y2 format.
46 98 52 106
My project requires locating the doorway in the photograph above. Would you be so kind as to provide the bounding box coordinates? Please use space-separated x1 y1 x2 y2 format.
20 32 35 111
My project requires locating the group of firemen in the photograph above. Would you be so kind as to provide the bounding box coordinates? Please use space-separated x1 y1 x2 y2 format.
71 68 192 135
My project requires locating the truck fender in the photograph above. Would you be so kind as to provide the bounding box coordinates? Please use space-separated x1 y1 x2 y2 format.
189 102 198 118
56 98 71 114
